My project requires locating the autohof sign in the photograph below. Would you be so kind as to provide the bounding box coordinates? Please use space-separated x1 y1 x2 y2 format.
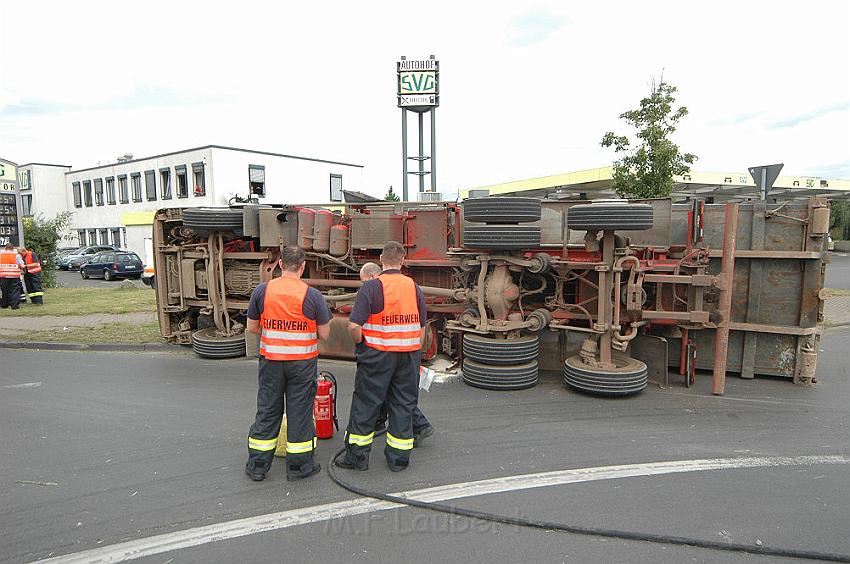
0 158 22 245
397 57 439 111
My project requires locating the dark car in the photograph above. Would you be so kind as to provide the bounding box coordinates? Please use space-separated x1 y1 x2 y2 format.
80 251 144 281
58 245 118 270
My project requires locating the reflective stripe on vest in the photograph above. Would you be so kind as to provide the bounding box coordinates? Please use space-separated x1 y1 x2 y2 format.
259 276 318 360
362 273 422 352
0 251 21 278
24 251 42 274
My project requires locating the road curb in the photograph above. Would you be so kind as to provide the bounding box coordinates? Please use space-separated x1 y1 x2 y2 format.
0 341 179 353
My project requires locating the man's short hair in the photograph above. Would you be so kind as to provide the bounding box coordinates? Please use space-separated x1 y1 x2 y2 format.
381 241 405 265
4 243 13 250
360 262 381 280
280 246 306 272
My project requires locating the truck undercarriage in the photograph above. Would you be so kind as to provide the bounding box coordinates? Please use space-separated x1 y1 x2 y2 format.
152 196 830 395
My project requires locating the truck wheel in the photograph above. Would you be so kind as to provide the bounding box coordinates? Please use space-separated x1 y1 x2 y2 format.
462 225 541 249
183 208 244 232
567 203 653 232
192 328 247 359
463 197 542 224
462 359 538 390
462 333 539 365
563 354 648 396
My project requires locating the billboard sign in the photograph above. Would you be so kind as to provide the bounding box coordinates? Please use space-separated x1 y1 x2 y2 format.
397 57 439 111
0 159 22 245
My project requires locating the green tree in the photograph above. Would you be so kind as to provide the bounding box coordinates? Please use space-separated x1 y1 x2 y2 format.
23 212 72 288
830 201 850 241
384 185 400 201
601 79 697 199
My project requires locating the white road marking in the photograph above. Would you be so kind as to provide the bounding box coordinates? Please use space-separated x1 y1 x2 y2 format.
3 381 42 389
39 455 849 563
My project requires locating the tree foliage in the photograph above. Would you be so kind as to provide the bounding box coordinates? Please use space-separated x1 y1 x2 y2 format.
23 212 72 288
384 185 400 201
601 79 697 199
830 201 850 240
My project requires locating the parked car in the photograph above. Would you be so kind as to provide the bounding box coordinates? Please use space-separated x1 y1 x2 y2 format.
58 245 117 270
80 251 144 281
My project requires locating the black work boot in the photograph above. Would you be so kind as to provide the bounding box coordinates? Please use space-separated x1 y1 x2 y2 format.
287 463 321 482
413 425 434 448
334 453 369 471
245 461 269 482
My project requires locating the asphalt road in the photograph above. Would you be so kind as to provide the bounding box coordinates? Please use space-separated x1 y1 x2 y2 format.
2 330 850 563
826 252 850 290
53 270 147 289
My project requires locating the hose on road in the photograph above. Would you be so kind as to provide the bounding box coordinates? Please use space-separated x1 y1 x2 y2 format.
327 436 850 563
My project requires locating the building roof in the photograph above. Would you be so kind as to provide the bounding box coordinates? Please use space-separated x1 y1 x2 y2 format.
462 166 850 201
65 144 364 175
18 163 72 168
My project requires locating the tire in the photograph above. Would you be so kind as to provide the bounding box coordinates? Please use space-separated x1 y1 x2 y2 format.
192 328 247 359
183 207 244 232
104 269 113 281
563 355 648 396
462 225 541 249
568 203 653 232
462 334 539 365
463 197 542 224
462 359 538 391
80 269 89 279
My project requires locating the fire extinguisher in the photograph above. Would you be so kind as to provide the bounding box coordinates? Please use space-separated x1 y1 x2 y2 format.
314 371 338 439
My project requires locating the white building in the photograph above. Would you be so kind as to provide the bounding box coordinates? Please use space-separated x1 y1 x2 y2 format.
59 145 363 257
17 163 72 223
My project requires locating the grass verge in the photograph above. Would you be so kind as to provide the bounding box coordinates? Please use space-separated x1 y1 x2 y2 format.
822 288 850 299
11 322 163 344
0 287 156 318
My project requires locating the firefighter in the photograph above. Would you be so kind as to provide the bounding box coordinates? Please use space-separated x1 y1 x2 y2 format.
0 243 24 310
19 246 44 305
337 242 427 472
244 246 332 482
359 262 434 446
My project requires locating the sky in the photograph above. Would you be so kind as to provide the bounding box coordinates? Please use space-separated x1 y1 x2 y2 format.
1 0 848 200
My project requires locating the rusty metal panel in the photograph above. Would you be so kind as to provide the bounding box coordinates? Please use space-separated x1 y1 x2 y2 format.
350 212 404 249
258 208 297 249
406 208 449 260
670 200 826 379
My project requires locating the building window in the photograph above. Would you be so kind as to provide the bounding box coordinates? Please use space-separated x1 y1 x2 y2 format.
118 175 129 203
192 162 205 196
88 229 97 245
131 173 142 202
175 165 188 198
22 194 33 217
111 228 122 248
99 228 109 245
249 164 265 197
72 182 82 208
330 174 342 202
83 180 93 207
94 178 104 206
19 170 31 190
106 177 116 205
78 229 87 246
160 168 172 200
145 170 157 201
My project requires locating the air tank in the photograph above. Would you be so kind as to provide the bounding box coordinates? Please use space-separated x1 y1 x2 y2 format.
297 208 315 250
329 225 350 257
313 209 334 253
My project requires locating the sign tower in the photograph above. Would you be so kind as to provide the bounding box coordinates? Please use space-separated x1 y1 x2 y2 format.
397 55 439 201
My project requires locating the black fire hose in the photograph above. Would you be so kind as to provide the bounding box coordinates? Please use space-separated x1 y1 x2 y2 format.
326 437 850 562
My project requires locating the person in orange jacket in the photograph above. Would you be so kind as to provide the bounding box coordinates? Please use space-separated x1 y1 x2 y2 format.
19 246 44 305
0 243 24 310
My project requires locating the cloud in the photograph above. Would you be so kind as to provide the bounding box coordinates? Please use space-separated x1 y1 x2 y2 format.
709 111 763 127
767 101 850 129
0 83 222 118
505 6 571 47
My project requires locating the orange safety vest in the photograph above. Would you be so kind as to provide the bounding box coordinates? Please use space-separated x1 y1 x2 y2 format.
24 251 42 274
362 273 422 352
0 251 21 279
259 277 318 361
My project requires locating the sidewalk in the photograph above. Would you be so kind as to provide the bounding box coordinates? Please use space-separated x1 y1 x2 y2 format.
0 312 156 337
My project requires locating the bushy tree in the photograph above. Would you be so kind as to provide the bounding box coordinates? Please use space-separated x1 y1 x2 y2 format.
830 201 850 241
384 186 400 201
601 79 697 199
23 212 72 288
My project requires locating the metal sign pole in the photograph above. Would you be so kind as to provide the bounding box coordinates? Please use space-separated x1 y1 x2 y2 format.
402 109 408 201
430 108 437 192
418 112 425 194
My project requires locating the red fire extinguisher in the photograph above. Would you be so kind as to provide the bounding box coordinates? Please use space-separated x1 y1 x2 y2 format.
314 371 338 439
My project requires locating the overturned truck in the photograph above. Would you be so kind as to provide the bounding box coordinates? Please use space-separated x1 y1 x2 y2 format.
151 197 830 395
